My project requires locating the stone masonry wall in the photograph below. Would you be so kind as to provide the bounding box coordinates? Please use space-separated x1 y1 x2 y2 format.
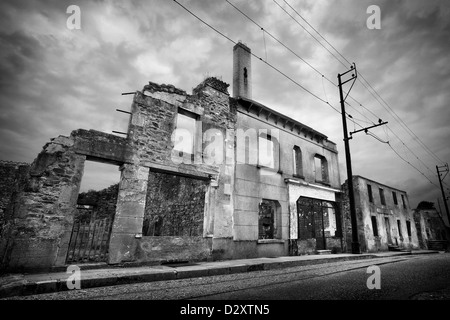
143 171 207 237
1 135 85 272
2 77 238 270
1 129 133 272
0 161 30 272
0 161 29 215
76 183 119 222
106 77 237 264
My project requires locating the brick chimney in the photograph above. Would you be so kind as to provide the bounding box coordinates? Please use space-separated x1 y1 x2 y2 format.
232 41 252 99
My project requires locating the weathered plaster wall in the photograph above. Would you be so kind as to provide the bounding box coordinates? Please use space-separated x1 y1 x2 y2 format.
232 104 341 257
413 209 447 250
287 181 342 254
342 176 420 253
233 111 289 257
413 210 428 249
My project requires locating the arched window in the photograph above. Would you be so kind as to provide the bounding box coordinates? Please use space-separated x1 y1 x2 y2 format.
314 154 329 183
293 146 303 177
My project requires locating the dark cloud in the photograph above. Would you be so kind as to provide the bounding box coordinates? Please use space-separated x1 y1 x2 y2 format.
0 0 448 207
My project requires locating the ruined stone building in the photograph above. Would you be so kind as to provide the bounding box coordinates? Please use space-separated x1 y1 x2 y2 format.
0 42 343 272
413 207 448 250
341 175 420 252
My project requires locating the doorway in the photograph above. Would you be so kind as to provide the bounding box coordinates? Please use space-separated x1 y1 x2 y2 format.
385 217 392 244
66 161 120 263
297 197 339 251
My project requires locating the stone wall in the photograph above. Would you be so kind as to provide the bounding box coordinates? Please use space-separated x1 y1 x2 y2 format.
0 129 133 272
143 171 207 237
0 161 30 272
135 236 212 263
117 77 237 264
0 135 85 272
76 183 119 222
0 161 29 215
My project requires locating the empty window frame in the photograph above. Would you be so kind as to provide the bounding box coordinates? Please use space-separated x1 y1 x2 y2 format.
392 191 398 205
258 199 280 239
174 108 197 156
406 220 412 237
314 155 329 183
293 146 303 177
367 184 373 203
401 194 407 209
258 134 275 169
397 220 402 238
379 188 386 206
371 216 379 236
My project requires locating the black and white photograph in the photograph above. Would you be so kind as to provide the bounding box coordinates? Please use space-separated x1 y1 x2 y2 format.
0 0 449 313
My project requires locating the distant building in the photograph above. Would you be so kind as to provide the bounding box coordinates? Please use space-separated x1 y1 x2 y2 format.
413 208 448 250
341 176 420 252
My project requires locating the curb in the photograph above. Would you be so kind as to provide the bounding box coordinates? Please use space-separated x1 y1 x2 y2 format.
0 251 440 299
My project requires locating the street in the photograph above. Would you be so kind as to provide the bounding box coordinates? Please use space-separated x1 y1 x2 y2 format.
5 253 450 300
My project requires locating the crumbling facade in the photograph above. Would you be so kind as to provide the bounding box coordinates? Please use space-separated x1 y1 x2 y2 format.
413 208 448 250
342 176 420 252
0 42 344 272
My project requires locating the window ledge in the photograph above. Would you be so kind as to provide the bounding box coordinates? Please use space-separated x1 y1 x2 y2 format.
256 165 277 171
315 180 330 187
257 239 285 244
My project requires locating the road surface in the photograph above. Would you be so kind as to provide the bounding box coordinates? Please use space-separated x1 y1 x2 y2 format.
5 253 450 300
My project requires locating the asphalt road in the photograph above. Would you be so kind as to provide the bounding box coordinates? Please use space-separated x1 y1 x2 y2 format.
5 253 450 301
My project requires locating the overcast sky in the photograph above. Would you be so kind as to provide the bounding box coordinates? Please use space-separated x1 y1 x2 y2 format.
0 0 449 210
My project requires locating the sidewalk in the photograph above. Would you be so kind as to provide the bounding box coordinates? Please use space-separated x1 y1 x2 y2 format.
0 250 441 299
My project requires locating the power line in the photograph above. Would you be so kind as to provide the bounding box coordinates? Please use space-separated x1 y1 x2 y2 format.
387 142 439 188
272 0 348 69
357 73 445 165
276 0 444 185
224 0 365 125
174 0 442 190
225 0 336 87
173 0 343 115
227 0 388 135
281 0 445 166
283 0 352 66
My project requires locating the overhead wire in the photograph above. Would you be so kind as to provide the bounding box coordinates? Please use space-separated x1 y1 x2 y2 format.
224 0 367 126
281 0 445 167
174 0 442 190
276 0 445 186
173 0 346 116
226 0 391 136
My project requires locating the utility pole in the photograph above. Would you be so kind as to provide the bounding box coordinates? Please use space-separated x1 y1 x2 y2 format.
436 164 450 225
338 64 387 254
338 64 360 254
436 164 450 252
